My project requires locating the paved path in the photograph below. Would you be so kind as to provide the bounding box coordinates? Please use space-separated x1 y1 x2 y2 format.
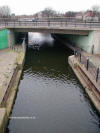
82 52 100 67
0 49 18 90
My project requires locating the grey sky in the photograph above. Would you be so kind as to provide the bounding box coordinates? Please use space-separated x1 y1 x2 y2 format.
1 0 100 15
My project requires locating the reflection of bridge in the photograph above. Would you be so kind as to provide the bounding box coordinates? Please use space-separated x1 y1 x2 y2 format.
1 20 100 54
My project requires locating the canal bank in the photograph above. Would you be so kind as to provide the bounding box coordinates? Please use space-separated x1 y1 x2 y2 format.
0 47 26 133
68 55 100 113
53 34 100 113
0 37 100 133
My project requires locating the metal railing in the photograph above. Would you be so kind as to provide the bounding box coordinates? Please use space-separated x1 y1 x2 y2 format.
8 38 26 53
0 20 100 29
74 50 100 85
9 45 22 52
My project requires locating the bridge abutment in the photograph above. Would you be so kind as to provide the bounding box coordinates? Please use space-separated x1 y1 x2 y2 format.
92 30 100 54
54 30 100 54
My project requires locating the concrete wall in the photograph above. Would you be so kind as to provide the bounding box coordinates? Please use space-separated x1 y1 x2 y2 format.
0 108 7 133
65 31 93 53
64 31 100 54
92 31 100 54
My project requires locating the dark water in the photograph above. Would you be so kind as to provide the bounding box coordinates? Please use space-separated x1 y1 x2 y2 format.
7 42 100 133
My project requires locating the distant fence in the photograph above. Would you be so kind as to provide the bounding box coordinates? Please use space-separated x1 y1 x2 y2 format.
74 50 100 85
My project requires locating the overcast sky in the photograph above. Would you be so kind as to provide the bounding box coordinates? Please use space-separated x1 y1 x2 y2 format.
0 0 100 15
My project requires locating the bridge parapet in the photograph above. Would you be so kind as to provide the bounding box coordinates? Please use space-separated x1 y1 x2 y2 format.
0 20 100 31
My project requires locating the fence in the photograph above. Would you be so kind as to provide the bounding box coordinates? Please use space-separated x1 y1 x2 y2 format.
74 50 100 85
9 38 26 53
9 45 22 52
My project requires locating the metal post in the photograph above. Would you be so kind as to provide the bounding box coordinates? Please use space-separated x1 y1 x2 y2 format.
90 21 91 28
96 67 99 82
74 49 77 57
80 53 81 62
14 20 15 27
92 45 94 54
60 20 62 27
36 20 37 26
74 49 76 56
75 20 76 27
66 20 67 26
86 58 89 70
48 20 50 27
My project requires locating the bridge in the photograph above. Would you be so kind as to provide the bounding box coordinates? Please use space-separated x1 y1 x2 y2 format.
0 19 100 54
1 20 100 34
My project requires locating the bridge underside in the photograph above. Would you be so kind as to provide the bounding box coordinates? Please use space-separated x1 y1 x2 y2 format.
8 27 89 35
5 27 100 54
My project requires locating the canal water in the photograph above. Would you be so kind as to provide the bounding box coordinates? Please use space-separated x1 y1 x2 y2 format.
7 35 100 133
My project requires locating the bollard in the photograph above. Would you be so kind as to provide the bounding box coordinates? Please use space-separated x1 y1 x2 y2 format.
74 49 76 57
80 53 81 62
86 58 89 70
96 67 99 82
74 50 77 57
92 45 94 54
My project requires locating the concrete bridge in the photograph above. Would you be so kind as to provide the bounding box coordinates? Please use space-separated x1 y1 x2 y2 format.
0 20 100 54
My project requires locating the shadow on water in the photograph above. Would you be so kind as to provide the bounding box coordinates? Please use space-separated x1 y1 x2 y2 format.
6 39 100 133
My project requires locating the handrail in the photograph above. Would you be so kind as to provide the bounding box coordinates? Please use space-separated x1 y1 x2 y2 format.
0 20 100 29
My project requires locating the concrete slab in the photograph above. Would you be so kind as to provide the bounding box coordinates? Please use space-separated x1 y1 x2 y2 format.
68 55 100 113
0 48 18 105
82 52 100 67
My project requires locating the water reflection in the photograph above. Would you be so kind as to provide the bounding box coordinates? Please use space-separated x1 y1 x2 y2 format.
28 32 54 48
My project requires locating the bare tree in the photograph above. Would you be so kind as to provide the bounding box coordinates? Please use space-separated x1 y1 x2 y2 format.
42 7 57 18
91 5 100 14
65 11 77 17
0 5 11 18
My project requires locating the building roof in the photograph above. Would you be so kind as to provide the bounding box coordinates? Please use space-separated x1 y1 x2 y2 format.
84 11 95 17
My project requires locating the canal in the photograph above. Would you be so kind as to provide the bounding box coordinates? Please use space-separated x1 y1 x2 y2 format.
7 36 100 133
